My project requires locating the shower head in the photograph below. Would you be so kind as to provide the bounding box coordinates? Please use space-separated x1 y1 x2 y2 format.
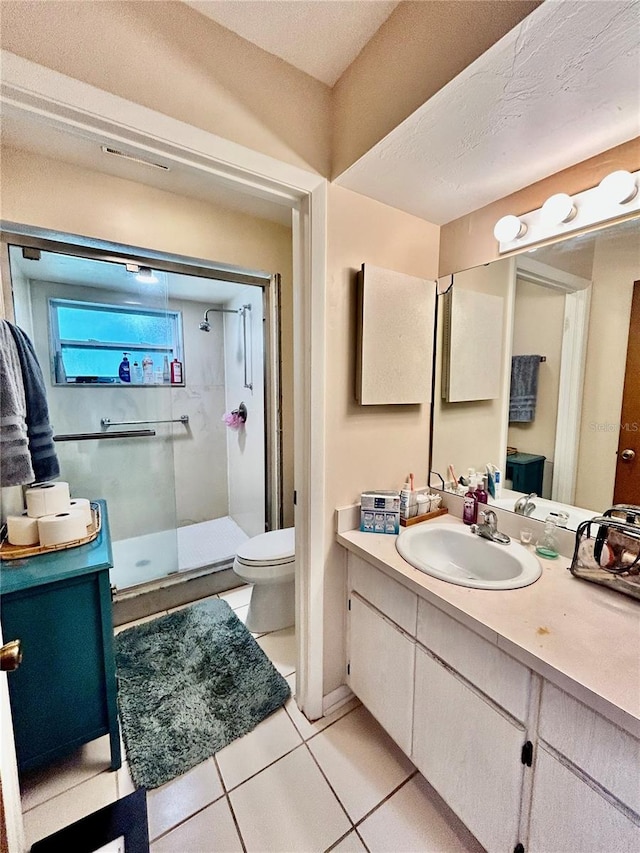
199 321 211 332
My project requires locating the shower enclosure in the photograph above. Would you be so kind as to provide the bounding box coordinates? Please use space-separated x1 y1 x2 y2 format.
3 234 281 597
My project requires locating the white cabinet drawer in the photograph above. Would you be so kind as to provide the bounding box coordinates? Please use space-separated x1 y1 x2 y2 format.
529 745 640 852
539 681 640 814
417 598 530 722
348 553 417 635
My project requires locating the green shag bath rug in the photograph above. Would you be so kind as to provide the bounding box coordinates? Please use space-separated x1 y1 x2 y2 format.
114 599 291 790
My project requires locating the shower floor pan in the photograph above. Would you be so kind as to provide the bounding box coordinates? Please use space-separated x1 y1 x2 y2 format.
110 516 249 594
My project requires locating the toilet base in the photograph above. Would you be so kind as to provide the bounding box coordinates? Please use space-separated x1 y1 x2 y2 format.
245 579 295 634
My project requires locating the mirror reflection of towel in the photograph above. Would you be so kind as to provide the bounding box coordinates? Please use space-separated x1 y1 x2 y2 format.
509 355 540 422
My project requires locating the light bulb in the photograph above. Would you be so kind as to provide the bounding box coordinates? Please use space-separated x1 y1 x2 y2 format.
541 193 576 226
493 215 527 242
598 170 637 204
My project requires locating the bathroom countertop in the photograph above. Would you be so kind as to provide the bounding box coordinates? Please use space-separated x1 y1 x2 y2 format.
337 514 640 738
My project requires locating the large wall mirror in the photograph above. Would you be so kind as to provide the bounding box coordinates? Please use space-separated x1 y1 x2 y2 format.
431 215 639 530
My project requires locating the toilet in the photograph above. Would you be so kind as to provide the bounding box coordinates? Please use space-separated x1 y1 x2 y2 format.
232 527 295 633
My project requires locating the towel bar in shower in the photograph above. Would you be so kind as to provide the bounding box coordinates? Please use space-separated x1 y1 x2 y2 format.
100 415 189 427
54 430 156 441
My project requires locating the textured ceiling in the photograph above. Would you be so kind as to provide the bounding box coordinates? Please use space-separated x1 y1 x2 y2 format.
335 0 640 224
185 0 399 85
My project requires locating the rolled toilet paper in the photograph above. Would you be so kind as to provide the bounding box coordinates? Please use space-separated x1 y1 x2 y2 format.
69 498 93 527
26 482 71 518
37 509 87 547
6 514 40 546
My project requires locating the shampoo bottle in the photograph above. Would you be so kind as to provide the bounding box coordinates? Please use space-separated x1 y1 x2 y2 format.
118 352 131 383
142 355 153 384
463 481 477 525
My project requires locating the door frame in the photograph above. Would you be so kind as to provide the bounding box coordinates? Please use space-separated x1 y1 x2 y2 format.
0 50 328 848
512 256 592 504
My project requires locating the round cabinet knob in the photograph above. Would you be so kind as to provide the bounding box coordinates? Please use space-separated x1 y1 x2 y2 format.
620 448 636 462
0 640 22 672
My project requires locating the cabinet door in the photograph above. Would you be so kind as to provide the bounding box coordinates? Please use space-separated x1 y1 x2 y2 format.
413 645 525 852
529 745 640 852
3 575 108 770
348 593 415 755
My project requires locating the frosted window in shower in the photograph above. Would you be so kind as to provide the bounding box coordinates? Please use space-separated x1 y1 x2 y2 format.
48 297 184 384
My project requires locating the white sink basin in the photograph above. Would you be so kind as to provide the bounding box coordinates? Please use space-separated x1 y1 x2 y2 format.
396 523 542 590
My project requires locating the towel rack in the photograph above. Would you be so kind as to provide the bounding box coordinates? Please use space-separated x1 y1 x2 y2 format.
54 430 156 441
100 416 189 428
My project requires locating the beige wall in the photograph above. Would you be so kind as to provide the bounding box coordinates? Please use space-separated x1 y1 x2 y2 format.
323 184 439 693
332 1 540 178
575 227 640 511
0 147 295 528
507 278 565 466
439 138 640 275
0 0 331 176
431 259 513 485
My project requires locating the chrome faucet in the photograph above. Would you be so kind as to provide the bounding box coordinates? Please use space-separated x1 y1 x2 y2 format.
471 510 511 544
514 493 537 516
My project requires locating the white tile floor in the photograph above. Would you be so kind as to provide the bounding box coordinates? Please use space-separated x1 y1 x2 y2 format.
20 586 484 853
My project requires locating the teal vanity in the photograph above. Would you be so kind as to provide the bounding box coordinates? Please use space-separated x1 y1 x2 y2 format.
0 500 121 773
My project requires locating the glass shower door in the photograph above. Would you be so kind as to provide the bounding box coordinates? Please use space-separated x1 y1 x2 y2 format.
7 243 180 592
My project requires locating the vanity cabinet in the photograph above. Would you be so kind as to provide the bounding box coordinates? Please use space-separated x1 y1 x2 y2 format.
344 547 640 852
0 500 121 774
528 682 640 851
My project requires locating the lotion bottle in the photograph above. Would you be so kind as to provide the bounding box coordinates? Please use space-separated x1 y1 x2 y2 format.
463 481 477 525
118 352 131 383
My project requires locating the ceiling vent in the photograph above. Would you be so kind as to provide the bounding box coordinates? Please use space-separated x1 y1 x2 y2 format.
100 146 170 171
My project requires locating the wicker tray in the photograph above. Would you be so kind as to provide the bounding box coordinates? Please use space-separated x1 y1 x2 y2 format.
0 502 101 561
400 507 448 527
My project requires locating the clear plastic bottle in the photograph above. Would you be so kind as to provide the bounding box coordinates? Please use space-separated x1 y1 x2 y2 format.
535 516 559 559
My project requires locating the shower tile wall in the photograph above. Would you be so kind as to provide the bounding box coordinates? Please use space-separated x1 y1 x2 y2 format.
25 279 234 542
224 286 265 538
170 298 228 527
28 279 178 541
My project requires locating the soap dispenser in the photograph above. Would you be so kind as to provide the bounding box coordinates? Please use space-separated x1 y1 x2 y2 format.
535 516 560 559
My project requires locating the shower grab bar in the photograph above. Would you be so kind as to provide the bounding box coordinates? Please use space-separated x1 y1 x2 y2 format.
100 415 189 428
54 429 156 441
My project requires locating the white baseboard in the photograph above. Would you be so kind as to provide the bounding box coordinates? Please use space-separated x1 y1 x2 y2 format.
322 684 354 716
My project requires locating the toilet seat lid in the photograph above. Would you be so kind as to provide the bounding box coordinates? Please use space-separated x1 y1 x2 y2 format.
235 527 295 565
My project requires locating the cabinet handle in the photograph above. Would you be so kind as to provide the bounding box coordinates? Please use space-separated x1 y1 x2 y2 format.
0 639 22 672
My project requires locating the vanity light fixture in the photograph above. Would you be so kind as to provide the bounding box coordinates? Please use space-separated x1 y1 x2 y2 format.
598 169 638 204
494 168 640 253
540 193 576 226
493 215 527 243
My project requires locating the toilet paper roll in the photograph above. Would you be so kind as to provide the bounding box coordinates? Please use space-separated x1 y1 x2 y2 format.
37 509 87 547
26 482 71 518
6 514 40 546
69 498 93 527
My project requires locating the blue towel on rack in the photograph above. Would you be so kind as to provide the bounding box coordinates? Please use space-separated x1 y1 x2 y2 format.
509 355 540 423
6 321 60 482
0 321 35 486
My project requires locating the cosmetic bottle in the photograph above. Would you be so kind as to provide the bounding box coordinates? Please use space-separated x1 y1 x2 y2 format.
476 475 488 506
142 355 153 384
463 481 477 525
163 355 170 383
119 352 131 383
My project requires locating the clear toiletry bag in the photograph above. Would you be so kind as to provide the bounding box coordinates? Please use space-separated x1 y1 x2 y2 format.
569 504 640 600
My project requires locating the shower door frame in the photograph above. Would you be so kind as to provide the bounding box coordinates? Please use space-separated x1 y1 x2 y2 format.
0 233 283 546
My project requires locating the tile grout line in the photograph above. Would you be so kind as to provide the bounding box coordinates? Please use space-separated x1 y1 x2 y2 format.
214 753 248 853
352 769 420 829
283 694 361 743
302 740 356 843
